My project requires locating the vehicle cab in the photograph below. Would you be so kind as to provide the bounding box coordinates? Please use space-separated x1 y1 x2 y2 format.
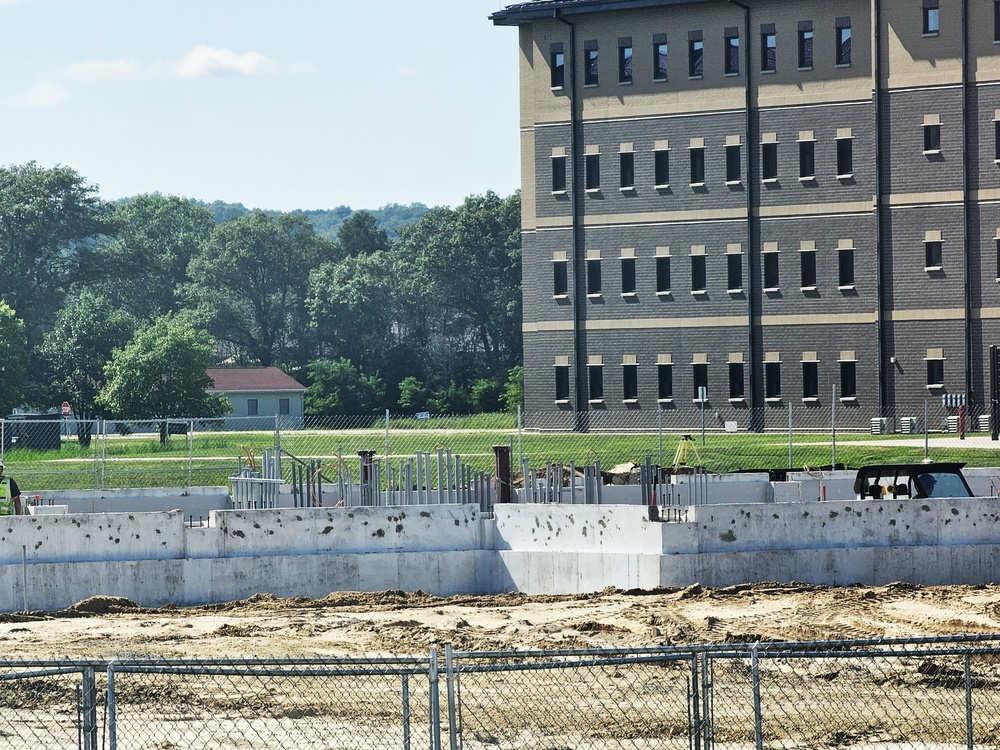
853 462 974 500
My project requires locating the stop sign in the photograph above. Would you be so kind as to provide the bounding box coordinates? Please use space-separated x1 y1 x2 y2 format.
61 401 71 416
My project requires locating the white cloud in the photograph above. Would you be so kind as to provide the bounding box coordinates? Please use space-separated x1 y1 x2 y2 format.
8 46 316 106
7 81 70 108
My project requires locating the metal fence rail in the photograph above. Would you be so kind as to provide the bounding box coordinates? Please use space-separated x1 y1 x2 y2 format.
2 637 999 750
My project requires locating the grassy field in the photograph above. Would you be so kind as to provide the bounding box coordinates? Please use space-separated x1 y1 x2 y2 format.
4 423 1000 492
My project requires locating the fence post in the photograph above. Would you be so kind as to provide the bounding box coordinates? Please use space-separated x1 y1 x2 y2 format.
924 399 930 461
965 651 973 750
81 666 98 750
401 673 411 750
701 651 713 750
445 644 458 750
429 647 442 750
690 654 702 750
188 419 194 488
787 402 793 469
517 405 523 468
830 385 837 467
385 409 390 461
107 663 118 750
752 644 763 750
658 408 664 467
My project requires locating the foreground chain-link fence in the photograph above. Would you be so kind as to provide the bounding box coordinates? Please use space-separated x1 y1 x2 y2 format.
4 636 1000 750
3 403 1000 493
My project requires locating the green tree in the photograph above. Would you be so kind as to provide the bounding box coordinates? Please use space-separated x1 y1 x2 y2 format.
182 211 334 367
94 195 214 321
333 210 389 259
502 365 524 413
305 358 385 416
0 302 29 416
397 376 428 412
97 315 230 444
40 291 134 445
0 163 110 406
307 251 394 371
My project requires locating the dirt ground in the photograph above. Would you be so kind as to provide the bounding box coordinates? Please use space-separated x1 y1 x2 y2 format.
2 582 1000 660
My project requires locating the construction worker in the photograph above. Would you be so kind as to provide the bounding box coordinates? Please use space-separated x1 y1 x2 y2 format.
0 458 21 515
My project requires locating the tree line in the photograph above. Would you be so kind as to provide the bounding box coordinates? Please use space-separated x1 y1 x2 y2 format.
0 162 522 442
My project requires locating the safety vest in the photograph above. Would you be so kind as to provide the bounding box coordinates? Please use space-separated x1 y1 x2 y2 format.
0 478 12 516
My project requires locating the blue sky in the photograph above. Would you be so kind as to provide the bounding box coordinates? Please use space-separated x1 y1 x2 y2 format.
0 0 521 211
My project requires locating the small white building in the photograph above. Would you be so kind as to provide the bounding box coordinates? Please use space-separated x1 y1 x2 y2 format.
206 367 306 428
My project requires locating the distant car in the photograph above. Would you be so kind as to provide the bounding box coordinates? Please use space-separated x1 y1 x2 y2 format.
853 462 974 500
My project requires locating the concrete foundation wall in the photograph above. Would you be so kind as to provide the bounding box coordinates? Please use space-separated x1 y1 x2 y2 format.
1 479 999 610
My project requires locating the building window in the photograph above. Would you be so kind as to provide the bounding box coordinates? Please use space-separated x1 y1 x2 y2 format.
996 238 1000 281
279 398 290 415
761 27 777 72
587 258 602 295
802 361 819 399
995 0 1000 43
693 363 708 400
550 47 565 89
585 43 599 85
727 253 743 291
623 364 638 400
836 136 853 176
553 259 568 296
656 256 671 293
839 246 855 287
247 398 259 417
552 155 567 193
763 251 780 290
840 361 857 398
726 144 741 182
621 257 636 294
555 365 570 401
926 358 944 388
654 149 670 186
658 363 673 400
653 37 669 80
836 19 852 65
690 147 705 185
800 249 817 289
620 152 635 189
797 26 813 69
762 142 779 180
924 122 941 153
691 254 707 292
925 239 943 269
729 363 745 400
689 37 704 78
588 364 604 401
619 40 633 83
724 31 740 74
923 1 939 35
765 362 781 400
585 153 601 190
995 120 1000 160
799 139 815 179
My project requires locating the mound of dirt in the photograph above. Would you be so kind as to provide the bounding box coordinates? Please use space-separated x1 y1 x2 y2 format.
61 596 146 616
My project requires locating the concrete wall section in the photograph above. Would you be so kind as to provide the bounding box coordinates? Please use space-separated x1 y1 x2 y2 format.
0 550 496 613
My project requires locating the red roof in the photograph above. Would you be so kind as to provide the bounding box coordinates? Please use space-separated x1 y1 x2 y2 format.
206 367 306 392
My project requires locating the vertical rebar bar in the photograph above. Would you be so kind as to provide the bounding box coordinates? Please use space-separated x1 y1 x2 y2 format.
787 402 793 469
437 449 445 504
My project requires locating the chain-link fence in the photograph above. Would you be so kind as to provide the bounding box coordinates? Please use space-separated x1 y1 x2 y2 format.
4 636 1000 749
4 403 1000 493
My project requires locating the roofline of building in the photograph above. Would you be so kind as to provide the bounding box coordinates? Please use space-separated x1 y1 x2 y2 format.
491 0 713 26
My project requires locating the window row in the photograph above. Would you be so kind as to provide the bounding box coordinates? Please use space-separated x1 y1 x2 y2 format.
550 115 1000 195
549 18 853 89
551 244 857 298
553 355 860 403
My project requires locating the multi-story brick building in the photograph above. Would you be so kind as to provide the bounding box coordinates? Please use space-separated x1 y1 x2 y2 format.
492 0 1000 431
